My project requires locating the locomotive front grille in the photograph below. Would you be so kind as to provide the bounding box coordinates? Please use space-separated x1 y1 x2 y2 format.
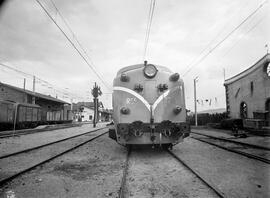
116 121 190 142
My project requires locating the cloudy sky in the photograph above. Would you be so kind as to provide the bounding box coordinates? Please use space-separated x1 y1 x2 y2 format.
0 0 269 110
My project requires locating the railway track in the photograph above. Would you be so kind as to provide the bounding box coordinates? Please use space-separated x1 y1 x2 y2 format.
118 146 131 198
0 123 83 139
0 126 107 159
167 150 226 198
0 127 108 187
118 146 226 198
190 132 270 164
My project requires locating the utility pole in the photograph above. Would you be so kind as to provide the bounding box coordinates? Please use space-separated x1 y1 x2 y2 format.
23 78 26 90
265 44 269 54
91 82 102 128
32 76 36 104
194 76 199 126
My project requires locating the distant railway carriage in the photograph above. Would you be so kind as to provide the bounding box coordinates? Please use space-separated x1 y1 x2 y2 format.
16 102 42 128
0 100 73 131
109 61 190 148
0 100 15 130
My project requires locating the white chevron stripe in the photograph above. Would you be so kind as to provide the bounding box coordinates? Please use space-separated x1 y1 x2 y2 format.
152 86 180 111
113 86 181 114
113 86 151 111
152 90 170 111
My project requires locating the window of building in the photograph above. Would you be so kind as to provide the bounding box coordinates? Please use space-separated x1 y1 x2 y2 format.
89 115 92 120
250 81 254 95
240 102 248 118
235 88 240 98
266 99 270 126
265 62 270 77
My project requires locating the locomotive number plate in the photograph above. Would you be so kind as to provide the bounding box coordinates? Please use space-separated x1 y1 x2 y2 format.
126 97 137 104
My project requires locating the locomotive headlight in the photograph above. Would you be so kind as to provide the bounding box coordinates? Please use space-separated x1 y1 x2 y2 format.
143 64 158 78
120 107 130 114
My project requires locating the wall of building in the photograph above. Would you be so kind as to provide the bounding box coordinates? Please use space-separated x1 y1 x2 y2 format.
225 60 270 119
0 84 28 103
81 107 94 122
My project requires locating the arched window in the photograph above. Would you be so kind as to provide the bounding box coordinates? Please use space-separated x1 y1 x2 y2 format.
240 102 248 118
267 63 270 77
266 99 270 111
264 62 270 77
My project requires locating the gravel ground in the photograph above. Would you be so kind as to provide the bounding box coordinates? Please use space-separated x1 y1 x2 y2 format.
125 147 218 198
0 128 108 184
173 137 270 198
0 131 269 198
191 135 270 160
0 134 126 198
0 123 106 157
192 128 270 149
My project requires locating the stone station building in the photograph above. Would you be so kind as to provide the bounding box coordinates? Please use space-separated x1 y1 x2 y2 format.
224 53 270 129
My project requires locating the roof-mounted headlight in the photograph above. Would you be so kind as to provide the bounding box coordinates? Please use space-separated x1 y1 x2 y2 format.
143 64 158 78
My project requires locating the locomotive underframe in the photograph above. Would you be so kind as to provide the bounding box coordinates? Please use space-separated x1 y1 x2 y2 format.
115 121 190 145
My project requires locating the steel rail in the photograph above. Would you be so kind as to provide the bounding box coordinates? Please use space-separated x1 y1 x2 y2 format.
191 131 270 151
118 146 131 198
0 127 107 159
191 137 270 164
167 150 226 198
0 130 108 187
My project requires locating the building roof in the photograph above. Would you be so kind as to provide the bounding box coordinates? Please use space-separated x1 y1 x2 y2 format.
0 82 69 104
224 53 270 85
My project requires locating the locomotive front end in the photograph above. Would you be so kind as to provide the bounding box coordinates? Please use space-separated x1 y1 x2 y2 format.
111 62 190 147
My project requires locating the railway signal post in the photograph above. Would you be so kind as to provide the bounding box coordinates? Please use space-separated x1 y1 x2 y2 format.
91 82 102 128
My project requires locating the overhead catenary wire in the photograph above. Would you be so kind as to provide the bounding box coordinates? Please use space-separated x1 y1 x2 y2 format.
35 0 111 91
142 0 156 61
182 0 268 77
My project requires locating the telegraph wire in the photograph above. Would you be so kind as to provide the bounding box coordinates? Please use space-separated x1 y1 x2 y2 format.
143 0 156 61
0 62 84 101
221 12 267 59
35 0 111 91
182 0 268 77
0 62 33 78
182 0 252 76
48 0 95 67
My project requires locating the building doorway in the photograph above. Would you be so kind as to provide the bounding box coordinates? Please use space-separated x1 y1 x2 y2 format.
240 102 248 119
266 99 270 126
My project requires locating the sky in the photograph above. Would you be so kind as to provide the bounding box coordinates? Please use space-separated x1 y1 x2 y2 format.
0 0 269 110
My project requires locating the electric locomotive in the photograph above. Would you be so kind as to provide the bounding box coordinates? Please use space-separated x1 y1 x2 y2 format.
109 61 190 148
